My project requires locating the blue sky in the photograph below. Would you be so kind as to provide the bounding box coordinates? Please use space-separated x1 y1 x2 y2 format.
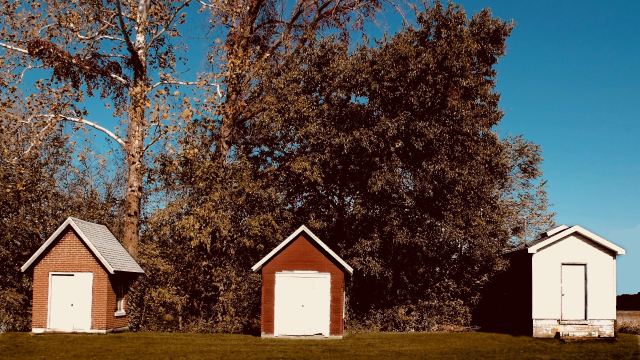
442 1 640 294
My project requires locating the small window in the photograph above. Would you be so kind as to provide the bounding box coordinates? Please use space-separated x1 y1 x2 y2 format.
115 285 126 316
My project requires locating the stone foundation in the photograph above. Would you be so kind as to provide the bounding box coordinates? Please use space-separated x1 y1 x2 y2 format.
533 319 614 338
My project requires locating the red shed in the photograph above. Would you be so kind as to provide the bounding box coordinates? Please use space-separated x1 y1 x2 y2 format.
252 225 353 338
21 217 144 334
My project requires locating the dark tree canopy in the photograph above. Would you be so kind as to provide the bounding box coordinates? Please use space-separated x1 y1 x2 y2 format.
128 2 553 332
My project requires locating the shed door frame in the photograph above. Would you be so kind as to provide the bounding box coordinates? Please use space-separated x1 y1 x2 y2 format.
47 272 93 331
274 271 331 336
561 264 587 321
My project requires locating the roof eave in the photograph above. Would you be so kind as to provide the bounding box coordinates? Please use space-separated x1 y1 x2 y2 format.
21 217 74 272
527 225 626 255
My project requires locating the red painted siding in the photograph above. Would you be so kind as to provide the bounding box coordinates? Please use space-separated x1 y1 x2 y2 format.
261 233 346 336
31 228 130 331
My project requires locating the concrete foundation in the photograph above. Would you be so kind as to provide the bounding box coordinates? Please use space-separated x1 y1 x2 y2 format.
533 319 614 338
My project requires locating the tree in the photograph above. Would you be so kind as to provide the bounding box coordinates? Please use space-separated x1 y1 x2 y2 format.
137 1 554 332
244 1 552 330
501 135 555 247
200 0 383 163
0 92 124 331
0 0 208 258
0 0 385 259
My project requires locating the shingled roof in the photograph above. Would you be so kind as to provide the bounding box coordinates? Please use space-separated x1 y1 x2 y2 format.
525 225 570 248
21 217 144 274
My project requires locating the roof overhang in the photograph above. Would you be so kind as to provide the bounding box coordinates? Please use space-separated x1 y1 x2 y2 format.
21 217 116 274
251 225 354 275
527 225 626 255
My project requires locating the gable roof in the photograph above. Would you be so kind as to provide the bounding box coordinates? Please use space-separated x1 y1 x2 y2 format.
251 225 354 275
21 217 144 274
527 224 625 255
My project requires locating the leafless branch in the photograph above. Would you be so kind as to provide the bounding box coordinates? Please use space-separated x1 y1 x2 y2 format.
0 41 28 55
73 13 120 42
77 34 125 42
38 23 56 35
195 0 216 8
151 79 222 98
110 73 129 85
18 63 42 82
144 127 168 152
33 114 127 149
104 53 129 59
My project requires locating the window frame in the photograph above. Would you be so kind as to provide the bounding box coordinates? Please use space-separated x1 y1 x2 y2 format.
114 284 126 317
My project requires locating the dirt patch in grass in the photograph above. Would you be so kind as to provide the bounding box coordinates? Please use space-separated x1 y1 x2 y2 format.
1 331 639 359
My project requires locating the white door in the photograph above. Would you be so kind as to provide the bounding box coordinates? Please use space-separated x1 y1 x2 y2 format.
562 265 586 320
49 273 93 331
274 272 331 336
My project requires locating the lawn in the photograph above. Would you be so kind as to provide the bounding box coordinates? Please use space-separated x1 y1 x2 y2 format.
1 332 638 360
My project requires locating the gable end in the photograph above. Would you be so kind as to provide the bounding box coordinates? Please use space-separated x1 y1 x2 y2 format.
252 225 353 275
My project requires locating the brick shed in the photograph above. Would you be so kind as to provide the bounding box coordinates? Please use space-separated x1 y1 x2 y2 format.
21 217 144 334
252 225 353 338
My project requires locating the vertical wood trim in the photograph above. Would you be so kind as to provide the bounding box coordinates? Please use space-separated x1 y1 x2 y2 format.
46 272 54 329
584 264 588 320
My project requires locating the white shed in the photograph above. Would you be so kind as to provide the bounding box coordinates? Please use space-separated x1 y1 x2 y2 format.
475 224 625 339
526 225 626 338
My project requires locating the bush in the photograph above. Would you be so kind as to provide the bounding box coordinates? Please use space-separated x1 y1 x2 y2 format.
346 300 475 333
0 289 31 333
616 321 640 335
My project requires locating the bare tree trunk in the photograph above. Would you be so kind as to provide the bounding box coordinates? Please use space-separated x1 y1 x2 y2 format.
122 0 151 259
122 81 146 259
123 115 144 259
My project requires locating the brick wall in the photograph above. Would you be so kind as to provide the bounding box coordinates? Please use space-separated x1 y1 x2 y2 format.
261 234 346 336
31 227 129 331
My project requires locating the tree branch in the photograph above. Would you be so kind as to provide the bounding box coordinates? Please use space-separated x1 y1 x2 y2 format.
146 0 192 51
151 79 222 98
18 63 42 82
115 0 136 54
144 129 167 152
36 114 127 149
73 13 121 42
0 41 28 55
77 34 125 43
110 73 129 85
195 0 216 8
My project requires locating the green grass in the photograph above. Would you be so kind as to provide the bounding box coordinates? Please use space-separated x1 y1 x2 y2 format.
1 331 638 359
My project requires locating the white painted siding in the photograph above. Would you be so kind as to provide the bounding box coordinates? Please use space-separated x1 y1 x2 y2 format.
532 234 616 320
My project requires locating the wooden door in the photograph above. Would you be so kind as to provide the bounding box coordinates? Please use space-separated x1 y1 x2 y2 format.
561 264 586 320
48 273 93 331
274 272 331 336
